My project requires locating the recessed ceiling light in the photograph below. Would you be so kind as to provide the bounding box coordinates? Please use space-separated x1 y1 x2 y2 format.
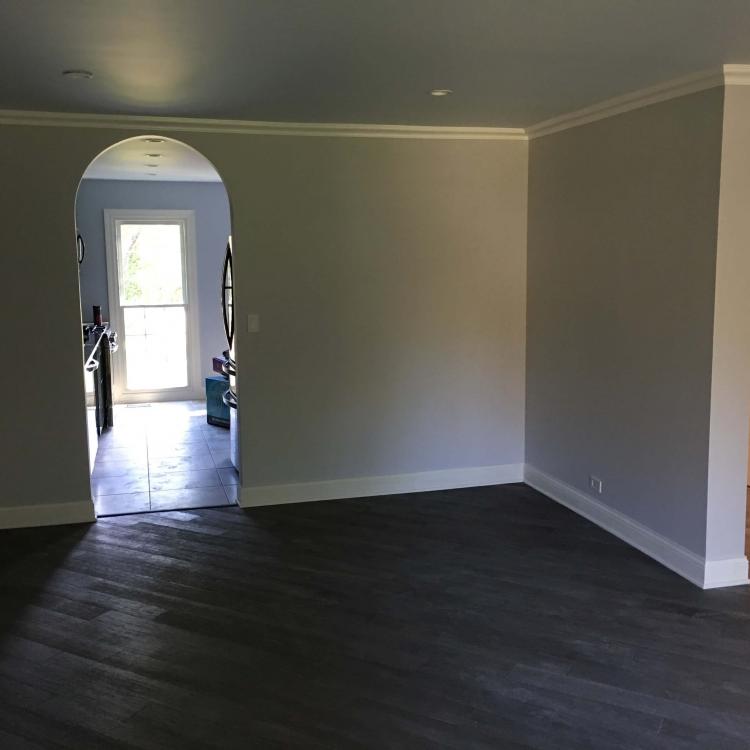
145 164 159 168
62 69 93 80
143 137 164 143
430 88 453 97
145 153 162 158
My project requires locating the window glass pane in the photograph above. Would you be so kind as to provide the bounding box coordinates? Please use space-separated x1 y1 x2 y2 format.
123 306 146 336
123 306 187 390
118 223 184 306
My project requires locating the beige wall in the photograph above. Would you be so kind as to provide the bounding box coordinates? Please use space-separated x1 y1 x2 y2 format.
0 125 528 518
526 88 725 557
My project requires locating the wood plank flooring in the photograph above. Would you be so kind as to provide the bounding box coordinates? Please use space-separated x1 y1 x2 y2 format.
1 483 750 749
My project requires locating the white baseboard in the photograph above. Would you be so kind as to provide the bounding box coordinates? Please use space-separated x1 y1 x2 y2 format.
703 557 750 590
524 464 749 590
0 500 96 530
241 462 524 508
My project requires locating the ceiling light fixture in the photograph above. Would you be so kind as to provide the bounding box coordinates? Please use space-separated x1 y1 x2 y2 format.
145 164 159 168
62 69 93 80
145 153 162 158
430 88 453 97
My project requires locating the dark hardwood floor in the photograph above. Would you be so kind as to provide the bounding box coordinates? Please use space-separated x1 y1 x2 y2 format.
1 483 749 749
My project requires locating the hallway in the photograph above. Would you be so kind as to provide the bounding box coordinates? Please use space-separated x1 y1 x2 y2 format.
92 401 238 516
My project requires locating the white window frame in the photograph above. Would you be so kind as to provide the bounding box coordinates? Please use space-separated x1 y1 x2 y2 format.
103 209 202 403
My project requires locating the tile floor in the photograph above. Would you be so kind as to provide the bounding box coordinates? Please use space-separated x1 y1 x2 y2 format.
92 400 238 516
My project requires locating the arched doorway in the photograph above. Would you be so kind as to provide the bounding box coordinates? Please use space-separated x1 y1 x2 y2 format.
75 136 239 516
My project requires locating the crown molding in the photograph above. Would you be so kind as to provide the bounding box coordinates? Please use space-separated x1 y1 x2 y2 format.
527 65 750 139
3 65 750 143
0 108 527 141
527 67 725 139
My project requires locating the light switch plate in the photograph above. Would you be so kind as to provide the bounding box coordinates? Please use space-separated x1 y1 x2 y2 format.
247 314 260 333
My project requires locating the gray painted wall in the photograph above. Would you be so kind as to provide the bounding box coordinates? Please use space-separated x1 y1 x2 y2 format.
233 137 528 486
76 179 231 381
0 126 527 516
1 92 746 583
526 88 725 557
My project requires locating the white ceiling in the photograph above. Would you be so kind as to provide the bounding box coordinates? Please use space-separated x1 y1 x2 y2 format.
2 1 750 127
83 137 221 182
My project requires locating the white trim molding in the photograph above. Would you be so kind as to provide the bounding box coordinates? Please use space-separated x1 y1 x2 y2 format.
0 500 96 530
527 64 750 139
524 464 749 590
2 65 750 144
240 463 524 508
103 209 203 403
0 108 526 141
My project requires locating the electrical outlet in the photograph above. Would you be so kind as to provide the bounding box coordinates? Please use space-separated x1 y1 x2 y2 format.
589 475 603 494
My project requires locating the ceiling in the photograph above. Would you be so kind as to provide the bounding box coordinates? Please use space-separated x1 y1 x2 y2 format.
3 1 750 128
83 137 221 182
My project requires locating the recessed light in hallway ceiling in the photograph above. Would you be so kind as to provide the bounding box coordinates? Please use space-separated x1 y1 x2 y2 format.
83 138 221 182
